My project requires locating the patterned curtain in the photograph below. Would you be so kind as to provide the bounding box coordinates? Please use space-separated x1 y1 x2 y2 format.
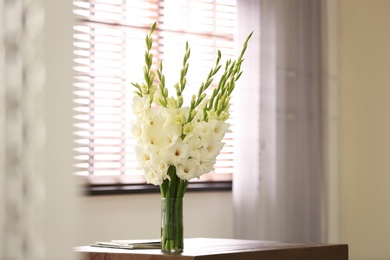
0 0 45 259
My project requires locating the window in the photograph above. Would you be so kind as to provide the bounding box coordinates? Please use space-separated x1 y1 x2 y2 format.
73 0 237 194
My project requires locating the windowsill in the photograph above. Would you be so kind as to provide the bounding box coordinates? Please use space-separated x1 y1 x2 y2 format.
83 181 232 196
78 173 233 195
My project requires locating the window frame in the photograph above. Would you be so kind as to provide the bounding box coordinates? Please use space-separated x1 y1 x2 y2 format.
84 181 232 195
79 172 232 195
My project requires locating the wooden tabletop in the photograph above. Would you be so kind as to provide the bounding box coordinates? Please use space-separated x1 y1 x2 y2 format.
76 238 348 260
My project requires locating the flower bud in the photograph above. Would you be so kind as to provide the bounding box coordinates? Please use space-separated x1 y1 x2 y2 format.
183 122 194 135
167 97 177 109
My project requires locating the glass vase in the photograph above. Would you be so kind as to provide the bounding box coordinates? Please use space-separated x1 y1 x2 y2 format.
161 198 184 253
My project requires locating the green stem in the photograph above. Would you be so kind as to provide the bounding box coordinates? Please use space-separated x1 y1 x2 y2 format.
160 166 187 253
161 198 183 253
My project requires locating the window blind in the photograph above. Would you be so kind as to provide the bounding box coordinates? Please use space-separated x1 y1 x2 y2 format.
73 0 237 185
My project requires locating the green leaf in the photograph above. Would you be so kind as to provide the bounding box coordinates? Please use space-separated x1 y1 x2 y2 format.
150 21 157 34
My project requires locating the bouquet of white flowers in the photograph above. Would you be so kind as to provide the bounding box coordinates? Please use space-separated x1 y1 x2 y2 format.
131 22 252 198
131 22 251 252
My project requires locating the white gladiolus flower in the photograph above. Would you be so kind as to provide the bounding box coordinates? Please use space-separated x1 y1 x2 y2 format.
134 144 152 167
199 159 215 175
164 139 189 166
161 123 181 143
184 133 201 150
201 140 225 161
142 128 172 154
141 152 169 185
184 135 201 161
151 154 169 179
132 95 151 118
146 110 165 129
163 128 181 145
176 158 201 181
209 120 230 141
195 121 212 138
144 167 164 186
131 120 142 138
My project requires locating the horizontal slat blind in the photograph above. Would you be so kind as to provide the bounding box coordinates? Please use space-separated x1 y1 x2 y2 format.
73 0 237 184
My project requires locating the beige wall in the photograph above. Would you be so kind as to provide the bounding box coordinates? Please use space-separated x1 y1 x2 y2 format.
43 0 76 259
76 192 233 245
340 0 390 259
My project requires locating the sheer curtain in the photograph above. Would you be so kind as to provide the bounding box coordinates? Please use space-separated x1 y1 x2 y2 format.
0 0 45 258
234 0 329 242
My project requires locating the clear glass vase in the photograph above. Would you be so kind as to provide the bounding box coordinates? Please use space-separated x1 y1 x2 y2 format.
161 198 184 253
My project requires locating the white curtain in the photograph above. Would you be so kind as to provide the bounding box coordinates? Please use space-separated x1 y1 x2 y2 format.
234 0 328 243
0 0 45 258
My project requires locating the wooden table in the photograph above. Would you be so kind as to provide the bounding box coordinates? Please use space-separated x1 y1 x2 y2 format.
76 238 348 260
